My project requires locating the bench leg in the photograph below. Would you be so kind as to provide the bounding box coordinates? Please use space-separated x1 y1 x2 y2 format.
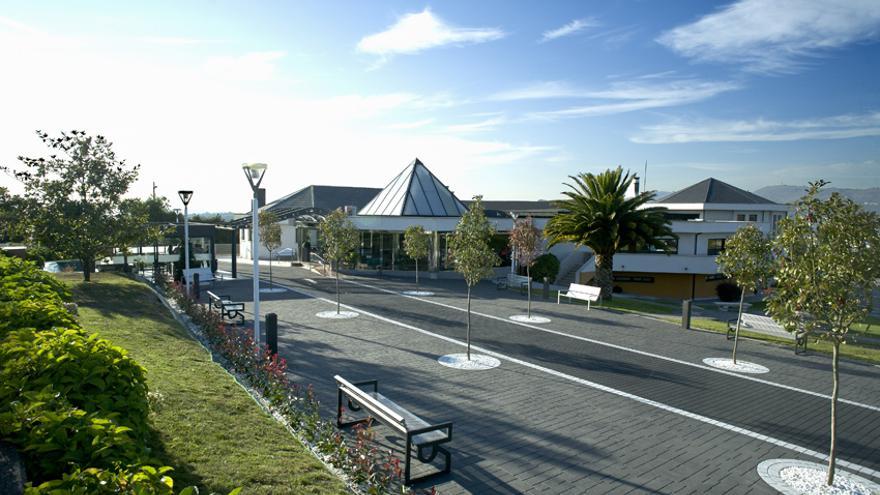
726 327 734 340
587 299 591 311
335 390 372 428
406 444 451 485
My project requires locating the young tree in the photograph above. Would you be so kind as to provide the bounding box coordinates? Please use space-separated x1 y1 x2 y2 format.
3 131 140 281
767 181 880 486
403 225 430 285
318 208 359 314
260 210 282 286
715 224 773 364
448 196 500 360
509 217 543 318
544 167 675 299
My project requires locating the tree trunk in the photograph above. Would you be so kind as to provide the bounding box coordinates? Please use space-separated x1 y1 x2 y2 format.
82 257 91 282
527 265 532 318
269 250 273 286
466 285 472 361
415 259 419 286
593 253 613 299
335 261 341 314
732 288 746 364
827 340 840 486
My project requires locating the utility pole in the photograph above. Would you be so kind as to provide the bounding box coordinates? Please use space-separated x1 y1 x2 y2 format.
152 181 158 199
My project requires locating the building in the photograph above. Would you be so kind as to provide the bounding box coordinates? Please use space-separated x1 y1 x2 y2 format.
574 178 790 299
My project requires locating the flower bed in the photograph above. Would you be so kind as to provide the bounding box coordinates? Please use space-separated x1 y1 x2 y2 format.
155 273 432 494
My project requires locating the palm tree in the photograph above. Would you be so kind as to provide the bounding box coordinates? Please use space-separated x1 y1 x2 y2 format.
545 167 675 299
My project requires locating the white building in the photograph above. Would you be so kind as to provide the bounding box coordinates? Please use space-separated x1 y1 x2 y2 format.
575 177 790 299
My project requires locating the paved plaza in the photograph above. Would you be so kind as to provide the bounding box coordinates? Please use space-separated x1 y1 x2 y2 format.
212 262 880 494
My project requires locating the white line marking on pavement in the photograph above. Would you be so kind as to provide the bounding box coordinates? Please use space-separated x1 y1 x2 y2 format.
342 277 880 413
292 287 880 481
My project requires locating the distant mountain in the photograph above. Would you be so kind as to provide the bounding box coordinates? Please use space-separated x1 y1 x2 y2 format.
755 185 880 212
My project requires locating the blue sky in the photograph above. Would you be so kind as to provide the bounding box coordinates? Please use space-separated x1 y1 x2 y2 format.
1 0 878 211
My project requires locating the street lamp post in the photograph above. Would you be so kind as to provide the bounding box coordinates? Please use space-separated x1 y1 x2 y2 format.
242 163 267 346
177 190 193 296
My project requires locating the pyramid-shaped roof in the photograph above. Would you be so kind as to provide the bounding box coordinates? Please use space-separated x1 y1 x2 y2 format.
659 178 776 204
358 158 468 216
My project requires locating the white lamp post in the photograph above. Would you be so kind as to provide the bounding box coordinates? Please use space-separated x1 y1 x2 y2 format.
178 190 193 296
242 163 267 346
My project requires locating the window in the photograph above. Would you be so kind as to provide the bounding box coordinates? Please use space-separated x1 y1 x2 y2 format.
708 238 726 255
736 213 759 222
619 237 678 254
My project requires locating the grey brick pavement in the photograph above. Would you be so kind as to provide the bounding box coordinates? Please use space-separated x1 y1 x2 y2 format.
209 264 880 493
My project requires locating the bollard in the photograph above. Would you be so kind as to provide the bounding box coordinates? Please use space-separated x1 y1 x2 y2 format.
682 299 692 329
542 277 550 300
192 272 200 300
266 313 278 355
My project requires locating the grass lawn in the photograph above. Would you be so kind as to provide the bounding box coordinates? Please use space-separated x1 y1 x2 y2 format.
59 272 346 495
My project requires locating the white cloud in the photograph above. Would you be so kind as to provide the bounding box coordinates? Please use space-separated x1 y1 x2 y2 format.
444 116 507 133
502 79 739 119
387 118 436 130
540 18 599 42
139 36 219 46
356 8 504 58
632 112 880 143
658 0 880 73
0 18 551 211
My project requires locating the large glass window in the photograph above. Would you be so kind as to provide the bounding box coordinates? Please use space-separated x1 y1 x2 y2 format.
620 237 678 254
707 238 726 255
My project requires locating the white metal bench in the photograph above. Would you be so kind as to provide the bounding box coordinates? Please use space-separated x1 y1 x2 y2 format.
728 313 807 354
182 267 217 288
335 375 452 485
206 290 244 325
557 283 602 309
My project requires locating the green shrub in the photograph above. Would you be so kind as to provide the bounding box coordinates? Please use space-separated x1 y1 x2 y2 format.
0 390 141 481
530 253 560 282
26 465 178 494
0 328 150 438
0 299 79 335
0 255 70 303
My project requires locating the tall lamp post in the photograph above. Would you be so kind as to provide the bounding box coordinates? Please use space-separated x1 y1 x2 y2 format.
177 190 193 296
242 163 267 345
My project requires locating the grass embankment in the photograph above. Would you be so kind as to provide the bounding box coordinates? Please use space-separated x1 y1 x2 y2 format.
59 273 346 495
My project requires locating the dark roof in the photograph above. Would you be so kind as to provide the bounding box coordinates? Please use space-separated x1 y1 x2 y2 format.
359 158 468 216
463 200 562 218
658 178 776 204
264 185 382 213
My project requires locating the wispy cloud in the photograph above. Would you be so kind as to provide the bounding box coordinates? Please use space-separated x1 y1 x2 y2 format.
356 8 504 61
632 112 880 143
444 115 507 133
540 18 599 43
492 79 738 119
658 0 880 73
387 118 435 130
139 36 219 46
202 51 286 82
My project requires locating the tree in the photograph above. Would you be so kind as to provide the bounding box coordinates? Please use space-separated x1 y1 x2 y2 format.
715 224 773 364
403 225 430 285
766 181 880 486
318 208 359 314
3 131 140 281
544 167 675 299
260 210 282 287
509 217 543 318
448 196 500 360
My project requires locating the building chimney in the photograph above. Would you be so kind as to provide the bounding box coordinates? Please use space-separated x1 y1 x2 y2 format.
626 175 640 198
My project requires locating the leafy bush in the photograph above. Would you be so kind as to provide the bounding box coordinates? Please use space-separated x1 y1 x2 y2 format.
26 465 182 495
715 282 742 302
0 299 79 335
0 254 70 303
0 328 150 438
0 390 140 481
530 253 560 282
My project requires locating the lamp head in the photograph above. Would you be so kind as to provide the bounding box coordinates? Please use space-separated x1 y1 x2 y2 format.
177 190 193 206
242 163 268 190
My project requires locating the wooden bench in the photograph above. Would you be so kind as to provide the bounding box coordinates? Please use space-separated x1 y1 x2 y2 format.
335 375 452 485
182 267 217 288
728 313 807 354
495 273 530 294
206 290 245 325
557 283 602 309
